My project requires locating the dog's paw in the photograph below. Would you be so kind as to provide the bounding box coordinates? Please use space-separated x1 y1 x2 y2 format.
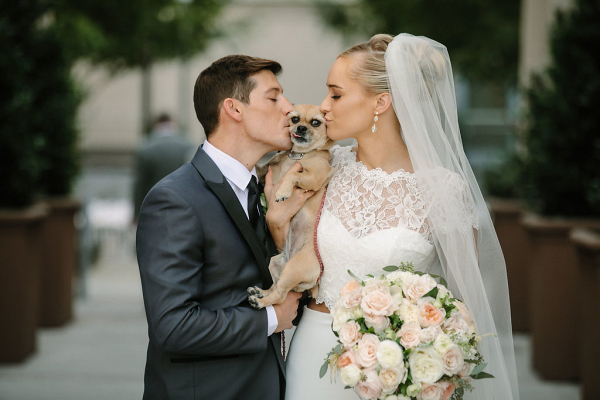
247 286 264 298
275 189 292 202
248 295 263 310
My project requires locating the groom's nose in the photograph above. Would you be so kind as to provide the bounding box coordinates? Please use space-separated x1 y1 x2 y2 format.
281 96 293 115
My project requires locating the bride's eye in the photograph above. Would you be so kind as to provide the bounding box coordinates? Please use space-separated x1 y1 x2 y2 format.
331 95 341 99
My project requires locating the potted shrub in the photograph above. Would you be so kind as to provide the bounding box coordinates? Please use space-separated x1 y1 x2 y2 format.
0 2 49 362
520 0 600 381
484 153 532 332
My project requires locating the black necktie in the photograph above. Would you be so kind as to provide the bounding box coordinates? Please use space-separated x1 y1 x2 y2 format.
247 176 267 252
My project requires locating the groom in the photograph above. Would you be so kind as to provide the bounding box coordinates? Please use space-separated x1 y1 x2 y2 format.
136 55 310 399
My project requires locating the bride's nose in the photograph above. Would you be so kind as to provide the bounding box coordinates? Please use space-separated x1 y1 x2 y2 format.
320 97 330 115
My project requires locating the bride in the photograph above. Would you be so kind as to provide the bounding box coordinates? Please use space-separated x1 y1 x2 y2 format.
279 33 519 399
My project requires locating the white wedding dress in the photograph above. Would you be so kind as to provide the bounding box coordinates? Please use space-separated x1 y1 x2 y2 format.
285 146 477 399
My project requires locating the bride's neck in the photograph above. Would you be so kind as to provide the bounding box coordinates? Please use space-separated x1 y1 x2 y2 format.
355 126 412 174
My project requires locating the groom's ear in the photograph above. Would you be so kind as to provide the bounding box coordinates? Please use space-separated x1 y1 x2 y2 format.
374 93 393 115
222 98 243 122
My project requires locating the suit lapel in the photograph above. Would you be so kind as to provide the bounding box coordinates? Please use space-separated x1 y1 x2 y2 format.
191 147 273 288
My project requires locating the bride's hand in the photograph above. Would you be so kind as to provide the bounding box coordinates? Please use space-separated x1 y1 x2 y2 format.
264 163 314 251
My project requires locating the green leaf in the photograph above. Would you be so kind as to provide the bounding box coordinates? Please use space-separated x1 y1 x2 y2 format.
423 287 439 299
464 359 478 364
472 371 495 379
383 265 399 272
334 344 343 355
347 270 364 286
470 362 487 376
439 276 448 287
344 386 352 389
319 361 329 379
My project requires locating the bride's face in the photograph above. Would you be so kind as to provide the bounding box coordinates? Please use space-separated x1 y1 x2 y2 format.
320 55 377 141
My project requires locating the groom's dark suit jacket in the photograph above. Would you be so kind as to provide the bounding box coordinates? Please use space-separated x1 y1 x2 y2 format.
137 146 283 400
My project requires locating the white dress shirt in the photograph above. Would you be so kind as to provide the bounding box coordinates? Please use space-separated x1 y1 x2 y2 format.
203 140 278 336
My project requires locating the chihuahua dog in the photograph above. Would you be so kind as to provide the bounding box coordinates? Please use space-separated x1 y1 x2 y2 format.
248 104 334 309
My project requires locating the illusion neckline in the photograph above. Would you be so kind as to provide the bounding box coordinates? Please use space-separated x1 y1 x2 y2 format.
344 147 415 179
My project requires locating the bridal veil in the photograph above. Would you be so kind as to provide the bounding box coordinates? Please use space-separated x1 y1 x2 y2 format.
385 34 519 399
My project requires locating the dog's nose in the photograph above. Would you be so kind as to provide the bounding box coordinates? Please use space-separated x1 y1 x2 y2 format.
297 125 307 134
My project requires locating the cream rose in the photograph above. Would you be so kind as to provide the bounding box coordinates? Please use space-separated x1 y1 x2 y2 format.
365 313 390 334
405 275 437 300
376 340 404 369
340 364 362 387
458 361 474 377
361 288 397 317
399 299 419 324
433 334 453 354
420 326 442 344
339 321 362 348
406 383 422 397
390 284 404 306
355 369 382 400
442 344 464 375
333 308 354 332
417 302 445 328
399 321 421 349
409 347 444 384
380 367 406 394
417 383 443 400
355 334 380 368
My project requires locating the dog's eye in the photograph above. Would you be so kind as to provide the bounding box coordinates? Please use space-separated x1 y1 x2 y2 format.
291 116 300 124
310 119 322 127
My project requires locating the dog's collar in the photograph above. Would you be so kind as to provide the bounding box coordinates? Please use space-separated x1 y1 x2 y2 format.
288 150 305 160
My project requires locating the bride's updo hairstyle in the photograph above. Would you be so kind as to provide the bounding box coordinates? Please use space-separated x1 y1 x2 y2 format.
339 33 447 97
338 34 393 96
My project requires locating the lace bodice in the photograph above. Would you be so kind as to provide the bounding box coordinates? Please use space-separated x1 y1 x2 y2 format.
315 146 477 310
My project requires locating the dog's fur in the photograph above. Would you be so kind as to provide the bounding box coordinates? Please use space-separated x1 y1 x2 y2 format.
248 104 334 309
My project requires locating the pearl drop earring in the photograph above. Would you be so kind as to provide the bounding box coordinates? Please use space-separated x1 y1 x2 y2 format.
371 111 379 133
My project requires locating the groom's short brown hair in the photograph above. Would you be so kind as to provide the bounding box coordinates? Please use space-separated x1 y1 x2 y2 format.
194 55 282 137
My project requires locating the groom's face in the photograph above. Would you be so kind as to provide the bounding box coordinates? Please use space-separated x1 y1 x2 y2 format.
242 70 294 152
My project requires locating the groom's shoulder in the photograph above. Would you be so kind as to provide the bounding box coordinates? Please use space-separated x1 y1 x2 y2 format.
148 162 206 201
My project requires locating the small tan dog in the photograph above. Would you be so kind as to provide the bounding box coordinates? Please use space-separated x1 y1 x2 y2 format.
248 104 334 309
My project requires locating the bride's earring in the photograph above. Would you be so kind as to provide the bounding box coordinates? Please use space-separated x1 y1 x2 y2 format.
371 111 379 133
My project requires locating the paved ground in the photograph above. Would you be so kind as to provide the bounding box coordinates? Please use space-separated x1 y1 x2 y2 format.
0 239 581 400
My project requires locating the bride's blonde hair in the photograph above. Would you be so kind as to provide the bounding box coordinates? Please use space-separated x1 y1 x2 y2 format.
338 34 393 96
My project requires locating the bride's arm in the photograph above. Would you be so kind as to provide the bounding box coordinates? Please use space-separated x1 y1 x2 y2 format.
264 164 315 251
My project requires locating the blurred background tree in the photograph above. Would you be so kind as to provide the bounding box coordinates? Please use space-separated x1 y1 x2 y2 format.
315 0 520 88
522 0 600 217
53 0 228 132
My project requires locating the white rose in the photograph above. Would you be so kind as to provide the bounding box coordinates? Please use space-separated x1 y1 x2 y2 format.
365 313 390 334
361 288 398 317
389 271 418 292
454 301 473 325
433 334 453 354
399 321 421 349
355 334 380 369
436 285 451 300
399 299 419 324
458 361 474 377
406 383 422 397
408 347 444 384
389 284 404 305
339 321 362 348
406 275 437 300
417 383 443 400
442 344 464 376
333 308 354 332
420 326 443 344
340 364 362 387
379 366 407 394
376 340 404 369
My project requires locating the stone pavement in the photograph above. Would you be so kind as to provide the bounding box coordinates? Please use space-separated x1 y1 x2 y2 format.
0 247 581 400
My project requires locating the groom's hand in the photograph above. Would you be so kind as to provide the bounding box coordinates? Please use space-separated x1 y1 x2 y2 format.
273 291 302 333
264 164 314 251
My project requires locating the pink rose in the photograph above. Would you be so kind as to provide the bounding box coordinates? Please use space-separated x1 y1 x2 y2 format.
440 382 456 400
365 313 390 333
418 302 445 328
342 289 363 309
441 344 464 375
341 280 361 296
420 326 443 344
356 334 380 368
361 288 397 317
339 321 362 348
338 350 358 368
355 369 382 400
454 301 473 325
406 275 437 300
399 321 421 348
417 383 443 400
443 314 469 333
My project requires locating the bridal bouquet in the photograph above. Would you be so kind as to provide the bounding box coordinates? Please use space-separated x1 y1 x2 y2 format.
320 263 493 400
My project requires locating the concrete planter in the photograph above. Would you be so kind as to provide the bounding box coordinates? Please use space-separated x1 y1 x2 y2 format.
522 214 600 380
38 198 81 327
0 203 48 362
571 228 600 400
488 198 532 332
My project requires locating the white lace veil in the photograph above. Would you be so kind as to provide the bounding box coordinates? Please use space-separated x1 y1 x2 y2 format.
385 34 519 399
